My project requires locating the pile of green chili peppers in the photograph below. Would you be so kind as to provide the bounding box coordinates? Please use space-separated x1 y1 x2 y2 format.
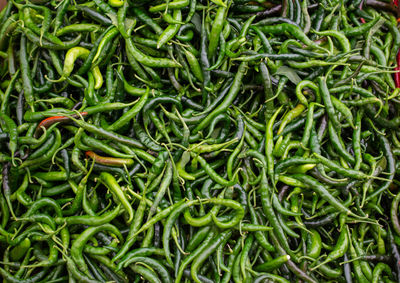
1 0 400 282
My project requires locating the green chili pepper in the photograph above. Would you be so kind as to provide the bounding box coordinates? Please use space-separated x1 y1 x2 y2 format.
99 172 134 223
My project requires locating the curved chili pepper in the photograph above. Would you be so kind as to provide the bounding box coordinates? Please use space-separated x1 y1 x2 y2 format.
85 151 133 167
34 112 88 138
